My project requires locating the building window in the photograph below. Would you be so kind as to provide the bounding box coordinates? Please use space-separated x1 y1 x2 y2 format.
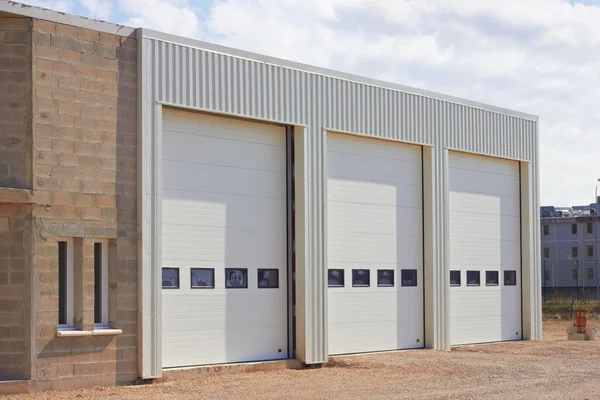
225 268 248 288
588 245 594 258
328 269 345 287
572 246 578 258
162 268 180 289
572 224 578 235
258 269 279 289
588 267 594 280
572 268 578 281
94 241 109 327
504 271 517 286
450 270 461 286
191 268 215 289
466 271 480 286
377 269 394 287
587 222 594 235
543 224 550 236
486 271 499 286
352 269 370 287
544 247 550 259
58 239 74 328
401 269 418 287
544 269 550 281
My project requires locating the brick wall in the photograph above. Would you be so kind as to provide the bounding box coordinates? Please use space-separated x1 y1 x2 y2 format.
0 17 32 189
30 19 138 391
0 203 30 381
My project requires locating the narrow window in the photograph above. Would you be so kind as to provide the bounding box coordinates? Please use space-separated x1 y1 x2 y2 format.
486 271 499 286
543 224 550 236
587 267 594 280
588 245 594 258
352 269 370 287
94 242 108 327
544 269 550 281
377 269 394 287
572 224 578 235
572 246 578 258
504 271 517 286
401 269 418 287
572 268 578 281
450 271 461 286
162 268 180 289
328 269 344 287
58 239 73 328
466 271 480 286
587 222 593 235
544 247 550 259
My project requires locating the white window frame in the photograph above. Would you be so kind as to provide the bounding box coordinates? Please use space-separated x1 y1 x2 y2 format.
94 240 109 329
58 238 74 331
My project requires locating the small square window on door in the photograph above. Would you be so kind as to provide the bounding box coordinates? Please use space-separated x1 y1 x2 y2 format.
328 269 344 287
225 268 248 289
258 269 279 289
450 270 461 286
401 269 418 287
486 271 499 286
162 268 180 289
504 271 517 286
466 271 480 286
352 269 370 287
191 268 215 289
377 269 394 287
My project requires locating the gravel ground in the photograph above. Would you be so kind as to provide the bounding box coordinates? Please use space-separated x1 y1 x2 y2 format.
4 320 599 400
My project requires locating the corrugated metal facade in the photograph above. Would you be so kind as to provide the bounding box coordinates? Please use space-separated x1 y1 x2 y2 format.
137 28 541 378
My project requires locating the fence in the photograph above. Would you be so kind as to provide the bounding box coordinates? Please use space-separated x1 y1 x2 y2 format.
542 260 600 302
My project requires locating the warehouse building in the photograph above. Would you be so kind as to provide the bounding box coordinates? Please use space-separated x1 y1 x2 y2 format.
0 1 542 393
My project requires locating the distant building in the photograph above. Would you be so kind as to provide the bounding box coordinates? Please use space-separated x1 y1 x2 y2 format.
541 199 600 300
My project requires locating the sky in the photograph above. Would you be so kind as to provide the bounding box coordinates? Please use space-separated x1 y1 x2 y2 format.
15 0 600 206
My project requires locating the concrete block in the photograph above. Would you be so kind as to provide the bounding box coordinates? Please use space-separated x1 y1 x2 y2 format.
567 322 596 341
0 380 29 395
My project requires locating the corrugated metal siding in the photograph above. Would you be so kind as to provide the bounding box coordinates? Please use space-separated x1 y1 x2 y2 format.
144 37 537 159
138 29 540 377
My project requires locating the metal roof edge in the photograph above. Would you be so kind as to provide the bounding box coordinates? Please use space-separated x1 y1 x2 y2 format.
0 0 135 37
140 27 540 123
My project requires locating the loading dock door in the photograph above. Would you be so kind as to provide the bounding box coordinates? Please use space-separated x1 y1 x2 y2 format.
449 151 522 345
161 109 288 368
327 132 424 355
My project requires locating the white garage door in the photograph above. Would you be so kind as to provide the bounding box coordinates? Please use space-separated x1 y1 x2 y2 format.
327 132 424 355
161 109 288 368
449 152 522 346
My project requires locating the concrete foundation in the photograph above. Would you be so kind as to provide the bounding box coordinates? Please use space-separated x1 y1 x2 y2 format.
567 323 596 341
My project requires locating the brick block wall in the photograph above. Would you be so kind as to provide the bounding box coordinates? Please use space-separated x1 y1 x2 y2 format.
30 19 138 391
0 203 30 380
0 17 32 189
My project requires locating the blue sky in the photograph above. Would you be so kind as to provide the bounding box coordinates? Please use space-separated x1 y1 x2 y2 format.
16 0 600 206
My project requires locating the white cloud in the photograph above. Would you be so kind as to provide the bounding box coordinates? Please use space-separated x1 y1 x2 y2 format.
80 0 112 20
119 0 199 38
11 0 600 206
16 0 72 13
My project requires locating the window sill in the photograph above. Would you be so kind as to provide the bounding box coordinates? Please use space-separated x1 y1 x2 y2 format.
56 328 122 338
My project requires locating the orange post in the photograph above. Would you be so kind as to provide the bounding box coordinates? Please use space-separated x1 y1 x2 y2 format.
575 310 589 334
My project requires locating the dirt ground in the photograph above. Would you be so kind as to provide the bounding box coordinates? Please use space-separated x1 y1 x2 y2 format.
5 320 600 400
